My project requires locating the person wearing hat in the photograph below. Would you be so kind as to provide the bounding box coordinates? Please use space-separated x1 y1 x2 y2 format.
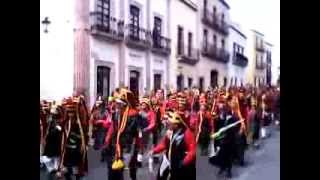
88 96 112 162
149 111 196 180
105 88 141 180
57 97 89 180
193 94 214 156
247 96 261 148
40 101 64 180
234 89 249 167
137 97 156 170
210 95 239 178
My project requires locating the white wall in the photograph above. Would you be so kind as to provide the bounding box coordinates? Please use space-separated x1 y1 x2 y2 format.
169 0 199 89
40 0 75 101
228 24 248 86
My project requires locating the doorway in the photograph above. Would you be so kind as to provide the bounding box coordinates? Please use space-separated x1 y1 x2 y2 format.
154 74 162 91
130 70 140 97
177 74 184 91
210 70 218 88
97 66 110 97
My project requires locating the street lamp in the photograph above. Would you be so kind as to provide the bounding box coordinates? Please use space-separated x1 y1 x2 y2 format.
41 17 51 33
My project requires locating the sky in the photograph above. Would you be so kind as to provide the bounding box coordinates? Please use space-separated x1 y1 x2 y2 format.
228 0 280 81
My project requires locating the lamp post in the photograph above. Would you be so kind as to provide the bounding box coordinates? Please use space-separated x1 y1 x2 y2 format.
41 17 51 33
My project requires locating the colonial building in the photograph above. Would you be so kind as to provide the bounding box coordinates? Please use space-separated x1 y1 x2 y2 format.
41 0 171 106
265 42 273 86
168 0 199 91
246 30 267 87
197 0 231 90
227 22 248 87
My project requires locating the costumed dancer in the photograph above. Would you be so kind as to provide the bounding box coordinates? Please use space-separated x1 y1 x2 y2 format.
210 94 239 178
40 101 64 180
57 96 89 180
107 88 141 180
194 93 214 155
150 111 196 180
88 96 112 162
137 97 156 171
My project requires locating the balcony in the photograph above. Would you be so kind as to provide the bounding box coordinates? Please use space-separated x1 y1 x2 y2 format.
90 12 124 42
124 24 151 50
232 52 248 67
151 34 171 56
256 62 266 70
177 46 199 65
201 9 229 35
255 42 265 52
201 42 229 63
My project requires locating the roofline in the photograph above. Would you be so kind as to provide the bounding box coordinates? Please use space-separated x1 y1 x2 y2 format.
180 0 198 11
251 29 264 36
230 25 247 39
219 0 230 9
265 41 273 46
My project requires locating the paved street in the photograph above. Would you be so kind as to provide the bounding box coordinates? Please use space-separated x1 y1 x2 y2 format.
197 126 280 180
41 127 279 180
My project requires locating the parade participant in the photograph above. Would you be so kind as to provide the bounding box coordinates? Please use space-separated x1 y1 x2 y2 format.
57 96 89 180
88 96 112 162
106 88 141 180
247 97 261 148
212 95 239 178
138 97 156 170
41 101 64 180
40 101 50 157
194 93 214 155
234 88 249 166
176 92 192 128
150 111 196 180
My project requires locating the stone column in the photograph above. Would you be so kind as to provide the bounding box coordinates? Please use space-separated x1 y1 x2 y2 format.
73 0 90 103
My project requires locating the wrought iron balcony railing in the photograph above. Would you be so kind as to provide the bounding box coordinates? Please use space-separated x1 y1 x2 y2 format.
90 12 124 42
232 52 248 67
151 34 171 56
255 42 265 52
201 42 229 63
124 24 151 50
177 45 200 65
256 62 266 70
202 9 229 35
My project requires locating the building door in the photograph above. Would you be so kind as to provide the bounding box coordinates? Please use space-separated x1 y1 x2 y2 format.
223 77 227 87
199 77 204 92
154 74 162 91
177 74 184 91
130 70 140 97
210 70 218 88
188 78 193 88
97 66 110 97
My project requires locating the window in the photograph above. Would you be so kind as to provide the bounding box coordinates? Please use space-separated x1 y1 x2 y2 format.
210 70 218 88
213 6 217 21
177 26 184 55
97 0 111 29
97 66 110 97
235 77 237 87
188 78 193 88
153 17 162 48
130 5 140 39
203 29 208 50
221 13 225 25
213 35 217 48
204 0 207 9
221 39 225 50
233 43 237 56
188 32 193 56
